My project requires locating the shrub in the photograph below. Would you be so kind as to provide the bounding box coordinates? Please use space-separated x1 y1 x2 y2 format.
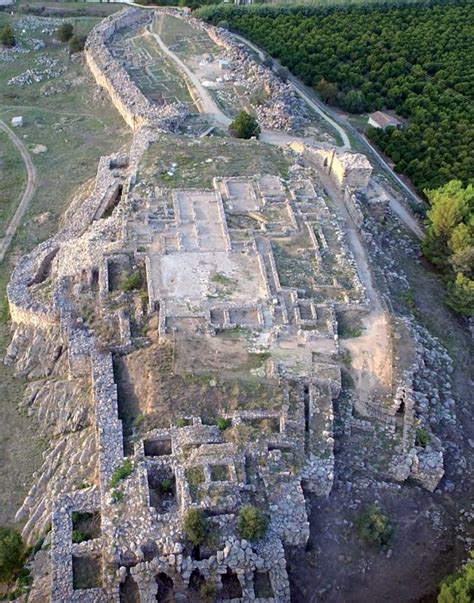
109 459 133 489
121 271 143 292
416 427 430 448
229 111 260 140
0 527 25 583
0 25 15 48
356 504 393 548
159 479 172 494
134 414 145 428
68 34 86 54
438 551 474 603
216 417 232 431
184 508 208 547
0 296 10 325
55 22 73 42
237 505 268 542
200 581 217 602
72 530 88 544
111 489 124 504
217 20 229 29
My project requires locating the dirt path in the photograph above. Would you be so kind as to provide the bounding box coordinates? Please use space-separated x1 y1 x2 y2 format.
148 19 231 128
0 119 37 263
319 172 393 405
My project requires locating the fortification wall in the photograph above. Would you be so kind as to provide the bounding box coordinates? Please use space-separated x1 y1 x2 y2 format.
85 8 188 132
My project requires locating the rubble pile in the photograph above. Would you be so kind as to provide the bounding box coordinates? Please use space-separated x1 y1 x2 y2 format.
7 55 63 87
222 42 307 131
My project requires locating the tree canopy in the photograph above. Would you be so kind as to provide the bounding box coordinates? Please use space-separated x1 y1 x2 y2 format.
423 181 474 316
438 552 474 603
55 22 74 43
69 34 86 54
198 0 474 192
0 25 16 48
0 527 25 584
237 505 268 541
184 508 208 547
229 111 260 139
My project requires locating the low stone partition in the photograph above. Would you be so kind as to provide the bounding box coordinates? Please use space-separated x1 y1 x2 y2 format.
51 488 105 602
90 349 124 490
85 8 188 132
301 380 337 496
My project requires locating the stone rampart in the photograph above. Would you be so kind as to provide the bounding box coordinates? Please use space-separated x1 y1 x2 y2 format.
85 8 188 132
7 153 129 331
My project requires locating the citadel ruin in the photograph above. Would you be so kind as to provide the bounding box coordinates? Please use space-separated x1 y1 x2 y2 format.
4 7 458 602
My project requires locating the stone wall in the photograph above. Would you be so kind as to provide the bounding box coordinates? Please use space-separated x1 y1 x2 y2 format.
85 8 188 132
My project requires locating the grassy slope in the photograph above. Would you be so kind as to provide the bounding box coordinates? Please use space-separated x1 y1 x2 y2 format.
0 10 131 526
0 130 27 237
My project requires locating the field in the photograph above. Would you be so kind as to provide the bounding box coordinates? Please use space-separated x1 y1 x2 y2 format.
0 9 131 526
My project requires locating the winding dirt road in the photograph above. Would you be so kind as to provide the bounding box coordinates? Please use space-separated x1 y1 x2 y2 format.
0 119 37 263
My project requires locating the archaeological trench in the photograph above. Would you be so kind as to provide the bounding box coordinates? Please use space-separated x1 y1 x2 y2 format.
4 7 464 603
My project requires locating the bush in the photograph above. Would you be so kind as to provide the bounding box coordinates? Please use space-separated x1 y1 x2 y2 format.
109 459 133 489
200 581 217 602
0 527 25 583
55 22 73 43
121 271 143 292
229 111 260 140
237 505 268 542
68 34 86 54
216 417 232 431
356 504 393 548
0 296 10 325
159 479 172 494
438 551 474 603
72 530 88 544
184 508 208 547
111 488 124 504
416 427 430 448
0 25 15 48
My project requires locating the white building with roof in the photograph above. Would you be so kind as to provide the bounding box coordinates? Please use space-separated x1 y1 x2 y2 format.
368 111 402 129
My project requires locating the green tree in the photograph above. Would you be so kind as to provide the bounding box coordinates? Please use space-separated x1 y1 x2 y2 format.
445 273 474 317
237 505 268 541
184 508 208 547
0 25 15 48
422 181 474 316
438 552 474 603
229 111 260 140
315 78 339 105
355 504 393 548
56 22 74 43
0 527 25 583
426 181 472 242
69 35 86 55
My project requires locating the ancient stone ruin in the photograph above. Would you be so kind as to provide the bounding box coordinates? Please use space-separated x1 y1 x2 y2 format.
5 7 451 602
